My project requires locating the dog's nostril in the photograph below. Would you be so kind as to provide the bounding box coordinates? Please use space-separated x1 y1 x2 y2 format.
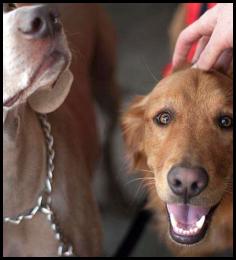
174 179 182 187
32 17 43 33
18 6 61 39
18 16 44 36
191 182 199 192
18 17 43 35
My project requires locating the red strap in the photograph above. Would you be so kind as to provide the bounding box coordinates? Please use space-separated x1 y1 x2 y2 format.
186 3 202 25
186 3 216 25
162 63 172 77
208 3 216 9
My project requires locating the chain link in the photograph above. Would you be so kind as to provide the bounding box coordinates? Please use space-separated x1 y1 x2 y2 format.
4 114 75 257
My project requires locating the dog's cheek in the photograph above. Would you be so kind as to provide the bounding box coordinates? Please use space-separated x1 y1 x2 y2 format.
198 137 233 205
209 138 232 178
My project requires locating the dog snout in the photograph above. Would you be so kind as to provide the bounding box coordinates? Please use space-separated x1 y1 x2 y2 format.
167 166 209 200
18 5 61 39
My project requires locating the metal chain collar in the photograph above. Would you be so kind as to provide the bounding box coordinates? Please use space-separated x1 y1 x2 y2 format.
3 114 75 257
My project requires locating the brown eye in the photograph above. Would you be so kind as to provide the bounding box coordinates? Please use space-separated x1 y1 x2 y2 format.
218 115 233 129
154 111 172 126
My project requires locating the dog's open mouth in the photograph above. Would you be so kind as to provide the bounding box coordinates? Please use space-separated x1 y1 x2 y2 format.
167 203 218 245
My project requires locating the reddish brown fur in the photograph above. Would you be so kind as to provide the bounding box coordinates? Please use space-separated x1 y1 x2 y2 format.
3 3 119 256
121 68 232 256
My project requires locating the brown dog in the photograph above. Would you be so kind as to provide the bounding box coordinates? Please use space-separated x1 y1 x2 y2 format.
3 3 119 257
121 68 232 256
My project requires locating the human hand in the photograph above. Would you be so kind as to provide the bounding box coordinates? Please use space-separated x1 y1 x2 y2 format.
172 3 233 71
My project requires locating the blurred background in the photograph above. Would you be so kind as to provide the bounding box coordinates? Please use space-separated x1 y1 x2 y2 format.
92 3 232 257
94 3 177 257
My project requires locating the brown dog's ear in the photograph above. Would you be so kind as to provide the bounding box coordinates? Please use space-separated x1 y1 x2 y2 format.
28 70 73 114
121 95 148 169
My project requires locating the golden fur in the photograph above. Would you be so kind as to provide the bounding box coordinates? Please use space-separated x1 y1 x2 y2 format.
121 68 232 256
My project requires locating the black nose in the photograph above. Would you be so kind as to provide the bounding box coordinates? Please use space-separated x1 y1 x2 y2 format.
167 166 208 200
18 5 61 39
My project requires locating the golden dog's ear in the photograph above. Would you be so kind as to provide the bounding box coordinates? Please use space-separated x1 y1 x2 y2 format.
121 95 148 169
28 70 73 114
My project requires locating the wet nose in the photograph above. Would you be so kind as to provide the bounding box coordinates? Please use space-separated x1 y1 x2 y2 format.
167 166 209 200
18 5 61 39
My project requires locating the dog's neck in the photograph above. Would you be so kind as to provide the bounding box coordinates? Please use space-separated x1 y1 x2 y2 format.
3 103 47 217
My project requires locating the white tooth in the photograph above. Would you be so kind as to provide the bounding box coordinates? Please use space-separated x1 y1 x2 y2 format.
173 226 178 232
170 213 177 228
175 227 181 234
178 228 184 234
196 215 205 229
193 227 199 233
189 228 195 234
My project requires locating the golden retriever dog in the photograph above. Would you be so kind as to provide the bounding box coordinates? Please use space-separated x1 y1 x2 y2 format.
121 68 232 256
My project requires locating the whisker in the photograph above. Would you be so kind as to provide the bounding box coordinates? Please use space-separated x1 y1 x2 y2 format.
136 168 155 174
144 181 156 187
133 181 148 200
125 177 156 186
68 44 85 61
139 56 159 83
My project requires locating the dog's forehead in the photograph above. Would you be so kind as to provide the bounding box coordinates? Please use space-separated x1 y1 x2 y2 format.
150 69 232 100
145 68 232 117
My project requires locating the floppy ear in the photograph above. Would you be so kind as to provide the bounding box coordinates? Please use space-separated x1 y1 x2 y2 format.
28 69 73 114
121 95 148 170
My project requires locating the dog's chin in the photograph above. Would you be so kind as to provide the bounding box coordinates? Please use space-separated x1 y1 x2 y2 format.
3 50 70 109
165 202 219 246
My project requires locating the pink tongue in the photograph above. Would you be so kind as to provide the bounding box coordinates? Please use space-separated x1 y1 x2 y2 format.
167 204 210 225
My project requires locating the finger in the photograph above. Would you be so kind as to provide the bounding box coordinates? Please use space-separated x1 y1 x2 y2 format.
172 8 218 68
192 36 210 64
194 28 226 71
213 48 233 73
